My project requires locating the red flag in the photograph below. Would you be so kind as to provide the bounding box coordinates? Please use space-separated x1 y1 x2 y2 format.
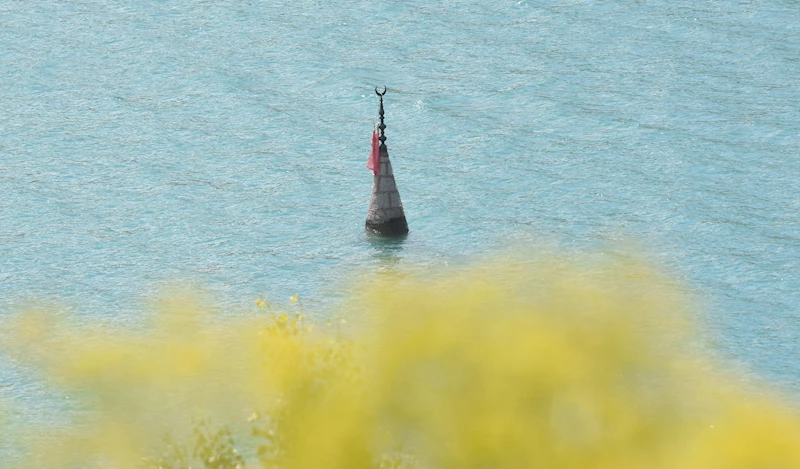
366 127 379 175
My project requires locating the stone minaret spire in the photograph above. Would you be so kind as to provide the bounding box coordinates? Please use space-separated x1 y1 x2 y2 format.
366 87 409 235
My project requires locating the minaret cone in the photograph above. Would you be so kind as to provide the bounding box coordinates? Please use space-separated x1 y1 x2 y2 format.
366 88 409 235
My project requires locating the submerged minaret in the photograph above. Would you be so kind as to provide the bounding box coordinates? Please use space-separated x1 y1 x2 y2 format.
366 88 409 236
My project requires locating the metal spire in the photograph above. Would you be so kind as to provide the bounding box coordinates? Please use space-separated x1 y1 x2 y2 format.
376 86 387 149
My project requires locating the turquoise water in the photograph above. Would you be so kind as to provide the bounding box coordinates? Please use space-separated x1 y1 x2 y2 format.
1 0 798 440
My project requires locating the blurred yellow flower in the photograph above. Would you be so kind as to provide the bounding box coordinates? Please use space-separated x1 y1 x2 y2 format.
290 294 299 305
4 255 800 469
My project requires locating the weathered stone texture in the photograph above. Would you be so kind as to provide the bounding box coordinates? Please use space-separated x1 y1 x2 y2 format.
366 145 408 234
379 176 396 192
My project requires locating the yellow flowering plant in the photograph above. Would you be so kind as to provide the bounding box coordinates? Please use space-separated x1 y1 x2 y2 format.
3 254 800 468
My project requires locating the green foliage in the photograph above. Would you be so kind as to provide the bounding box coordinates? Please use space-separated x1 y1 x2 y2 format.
142 420 245 469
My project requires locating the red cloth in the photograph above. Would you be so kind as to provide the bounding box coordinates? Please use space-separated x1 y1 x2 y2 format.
366 128 379 175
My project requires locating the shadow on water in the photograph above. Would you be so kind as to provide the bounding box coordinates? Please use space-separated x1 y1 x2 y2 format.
365 232 408 270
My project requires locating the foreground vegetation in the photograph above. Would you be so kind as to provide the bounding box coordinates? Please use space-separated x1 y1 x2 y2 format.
3 256 800 468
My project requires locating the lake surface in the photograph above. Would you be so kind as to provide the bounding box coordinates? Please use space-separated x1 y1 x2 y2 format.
1 0 798 450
